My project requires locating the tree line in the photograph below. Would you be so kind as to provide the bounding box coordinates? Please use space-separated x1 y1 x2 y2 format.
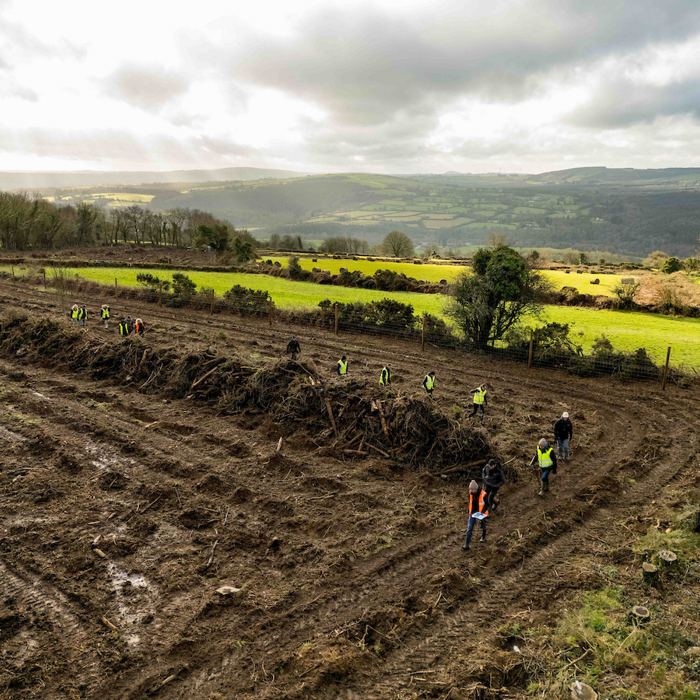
0 191 256 258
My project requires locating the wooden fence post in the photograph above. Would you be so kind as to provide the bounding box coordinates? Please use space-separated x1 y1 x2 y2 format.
662 346 671 390
210 289 215 315
268 298 273 326
158 281 163 307
11 266 15 281
421 314 426 352
334 303 339 336
528 329 534 369
43 270 46 289
115 277 118 294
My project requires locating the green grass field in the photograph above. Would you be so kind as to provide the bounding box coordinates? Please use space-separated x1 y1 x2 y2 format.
10 265 699 367
265 256 623 296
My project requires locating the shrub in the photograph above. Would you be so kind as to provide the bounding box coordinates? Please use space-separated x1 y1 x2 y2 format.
136 272 170 292
662 257 683 274
612 282 641 310
171 272 196 300
644 250 669 269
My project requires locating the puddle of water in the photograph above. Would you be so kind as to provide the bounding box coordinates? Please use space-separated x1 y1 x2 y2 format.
84 440 134 472
106 563 157 647
108 563 148 589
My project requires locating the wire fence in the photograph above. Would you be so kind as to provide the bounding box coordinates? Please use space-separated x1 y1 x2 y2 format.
10 274 694 389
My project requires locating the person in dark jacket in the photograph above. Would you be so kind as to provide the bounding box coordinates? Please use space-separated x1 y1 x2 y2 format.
530 438 558 496
286 335 301 360
462 480 488 550
553 412 573 460
78 305 88 328
482 458 506 511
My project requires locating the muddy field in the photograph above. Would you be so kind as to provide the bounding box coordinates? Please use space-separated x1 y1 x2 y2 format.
0 280 698 700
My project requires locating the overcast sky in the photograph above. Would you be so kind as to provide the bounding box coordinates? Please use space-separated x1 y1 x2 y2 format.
2 0 700 174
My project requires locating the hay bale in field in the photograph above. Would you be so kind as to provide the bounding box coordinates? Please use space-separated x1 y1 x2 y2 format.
590 278 600 284
439 279 447 285
312 267 321 272
339 267 348 273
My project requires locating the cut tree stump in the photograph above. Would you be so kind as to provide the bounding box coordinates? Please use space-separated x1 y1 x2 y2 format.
658 550 678 568
629 605 651 625
642 562 659 586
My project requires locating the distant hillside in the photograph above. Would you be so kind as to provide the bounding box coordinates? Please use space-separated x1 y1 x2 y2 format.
532 166 700 187
17 167 700 257
0 166 304 191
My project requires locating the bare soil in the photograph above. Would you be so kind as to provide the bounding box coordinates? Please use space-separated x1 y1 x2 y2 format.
0 279 697 700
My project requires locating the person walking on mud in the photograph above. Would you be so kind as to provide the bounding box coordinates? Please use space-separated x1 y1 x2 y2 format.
553 411 573 461
337 355 348 377
468 383 489 422
463 480 488 550
380 363 391 387
100 305 110 329
423 371 436 397
70 304 79 325
286 335 301 360
134 318 145 336
119 316 132 336
530 438 558 497
482 458 506 512
78 305 88 328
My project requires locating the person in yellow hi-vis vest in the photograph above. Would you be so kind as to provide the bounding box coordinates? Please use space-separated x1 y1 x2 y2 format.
336 356 348 376
530 438 558 496
70 304 79 325
468 383 489 422
100 305 110 329
379 363 391 387
422 371 436 397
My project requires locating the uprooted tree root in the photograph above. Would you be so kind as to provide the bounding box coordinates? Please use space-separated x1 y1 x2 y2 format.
0 314 491 472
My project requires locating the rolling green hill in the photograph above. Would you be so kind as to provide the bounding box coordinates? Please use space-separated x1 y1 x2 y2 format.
28 168 700 257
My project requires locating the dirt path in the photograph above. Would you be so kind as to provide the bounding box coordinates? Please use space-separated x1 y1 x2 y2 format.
0 282 697 699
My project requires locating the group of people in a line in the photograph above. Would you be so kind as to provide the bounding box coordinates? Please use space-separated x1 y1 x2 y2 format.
70 304 145 336
464 411 574 551
286 333 576 551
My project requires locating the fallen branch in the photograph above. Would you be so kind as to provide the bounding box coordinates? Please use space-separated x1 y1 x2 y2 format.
367 443 390 458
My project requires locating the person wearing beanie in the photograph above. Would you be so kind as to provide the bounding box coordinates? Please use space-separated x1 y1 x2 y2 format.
482 458 506 511
530 438 558 496
553 411 573 461
462 479 489 551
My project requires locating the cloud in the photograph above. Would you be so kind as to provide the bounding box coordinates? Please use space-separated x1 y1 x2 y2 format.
205 0 700 127
567 78 700 128
105 65 190 111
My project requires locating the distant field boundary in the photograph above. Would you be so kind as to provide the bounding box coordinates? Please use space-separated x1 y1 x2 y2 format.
13 273 693 387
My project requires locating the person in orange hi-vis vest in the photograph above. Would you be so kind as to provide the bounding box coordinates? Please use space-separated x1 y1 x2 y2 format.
462 480 489 551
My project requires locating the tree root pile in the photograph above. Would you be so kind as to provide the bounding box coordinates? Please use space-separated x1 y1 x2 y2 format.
0 315 491 472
